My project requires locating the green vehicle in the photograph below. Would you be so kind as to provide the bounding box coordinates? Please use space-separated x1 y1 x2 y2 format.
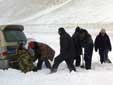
0 25 27 69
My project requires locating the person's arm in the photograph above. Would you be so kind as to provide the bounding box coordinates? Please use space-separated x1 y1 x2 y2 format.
107 35 112 51
94 36 99 52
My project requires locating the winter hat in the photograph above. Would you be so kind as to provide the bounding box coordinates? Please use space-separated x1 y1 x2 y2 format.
28 42 35 49
58 27 65 34
75 26 81 32
25 38 36 49
100 28 106 33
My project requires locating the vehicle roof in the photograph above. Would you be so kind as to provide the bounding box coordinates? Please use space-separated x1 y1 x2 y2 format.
0 25 24 31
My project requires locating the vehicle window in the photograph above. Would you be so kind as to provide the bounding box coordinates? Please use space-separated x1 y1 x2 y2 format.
4 30 27 42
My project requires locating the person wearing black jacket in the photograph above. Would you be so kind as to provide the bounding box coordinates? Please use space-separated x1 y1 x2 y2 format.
72 26 82 67
79 29 93 70
94 28 112 64
51 27 76 73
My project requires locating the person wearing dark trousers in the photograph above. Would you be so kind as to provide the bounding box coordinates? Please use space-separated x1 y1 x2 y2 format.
72 26 82 67
51 27 76 73
37 58 51 70
52 55 75 72
79 29 93 70
28 41 52 71
84 42 93 69
94 28 112 64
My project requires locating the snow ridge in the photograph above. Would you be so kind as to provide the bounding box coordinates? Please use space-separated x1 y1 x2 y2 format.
2 0 72 24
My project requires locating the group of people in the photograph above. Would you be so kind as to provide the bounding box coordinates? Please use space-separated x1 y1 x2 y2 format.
10 41 55 73
51 26 112 73
10 26 112 73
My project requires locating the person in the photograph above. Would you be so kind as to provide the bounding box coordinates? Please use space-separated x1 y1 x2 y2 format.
72 26 82 67
17 43 35 73
28 41 55 71
94 28 112 64
51 27 76 73
79 28 93 70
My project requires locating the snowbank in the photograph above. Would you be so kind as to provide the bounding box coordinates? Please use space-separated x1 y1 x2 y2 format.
23 0 113 24
0 0 71 24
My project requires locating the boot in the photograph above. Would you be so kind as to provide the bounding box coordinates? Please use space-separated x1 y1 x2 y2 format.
32 66 38 72
50 68 57 73
105 59 112 63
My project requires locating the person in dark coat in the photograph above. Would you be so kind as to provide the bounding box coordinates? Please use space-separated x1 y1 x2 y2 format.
28 41 55 71
51 27 76 73
94 28 112 64
79 29 93 70
72 26 82 67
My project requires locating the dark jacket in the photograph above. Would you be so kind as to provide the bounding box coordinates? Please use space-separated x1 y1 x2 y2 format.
38 42 55 61
59 28 75 57
28 41 55 61
72 31 82 56
95 33 112 51
79 29 93 48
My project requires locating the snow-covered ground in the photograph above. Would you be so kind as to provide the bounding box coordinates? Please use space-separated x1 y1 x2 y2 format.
0 25 113 85
1 0 113 85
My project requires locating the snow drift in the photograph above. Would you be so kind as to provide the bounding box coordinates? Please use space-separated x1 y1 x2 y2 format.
1 0 113 24
0 0 71 24
23 0 113 24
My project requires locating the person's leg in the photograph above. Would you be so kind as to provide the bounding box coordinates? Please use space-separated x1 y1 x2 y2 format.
51 55 64 73
37 59 43 70
65 57 76 72
104 49 111 63
99 50 104 64
44 58 51 69
84 44 93 70
75 55 81 67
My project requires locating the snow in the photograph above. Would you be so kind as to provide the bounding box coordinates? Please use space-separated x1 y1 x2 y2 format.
22 0 113 24
0 0 70 24
0 0 113 85
1 0 113 24
0 25 113 85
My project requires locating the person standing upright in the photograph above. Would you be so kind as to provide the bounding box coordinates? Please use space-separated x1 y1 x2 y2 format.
79 29 93 70
72 26 82 67
94 28 112 64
